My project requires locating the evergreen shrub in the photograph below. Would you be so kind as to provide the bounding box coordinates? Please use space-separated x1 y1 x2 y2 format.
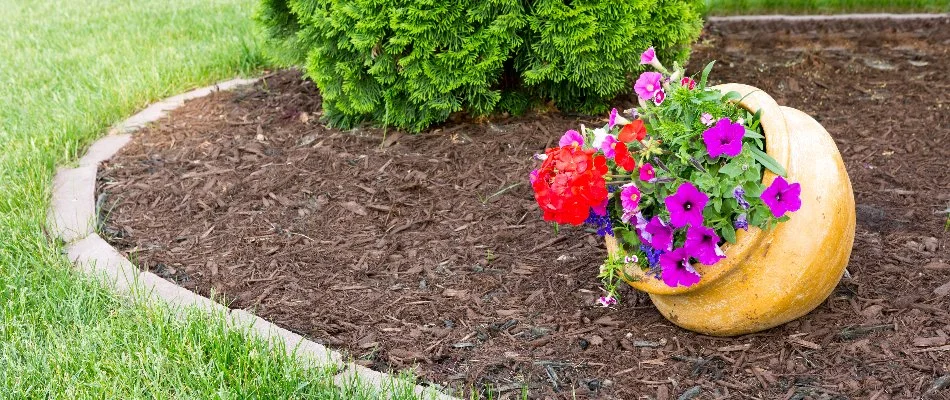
257 0 703 132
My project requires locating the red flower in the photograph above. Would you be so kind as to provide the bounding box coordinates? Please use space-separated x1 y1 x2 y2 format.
618 119 646 143
680 77 696 90
532 146 609 225
614 142 637 172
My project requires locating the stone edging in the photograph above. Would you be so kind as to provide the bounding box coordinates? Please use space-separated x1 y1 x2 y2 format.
46 77 456 400
707 13 948 22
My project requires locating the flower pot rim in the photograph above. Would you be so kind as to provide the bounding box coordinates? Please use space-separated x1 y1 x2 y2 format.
610 83 792 296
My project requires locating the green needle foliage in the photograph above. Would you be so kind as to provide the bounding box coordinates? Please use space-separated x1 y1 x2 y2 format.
257 0 704 132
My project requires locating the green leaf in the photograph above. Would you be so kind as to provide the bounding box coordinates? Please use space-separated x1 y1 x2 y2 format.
719 160 744 178
699 60 715 89
744 128 764 139
749 146 787 177
721 91 741 102
722 223 737 244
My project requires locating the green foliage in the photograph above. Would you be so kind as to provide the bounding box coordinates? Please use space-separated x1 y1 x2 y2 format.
257 0 526 132
519 0 703 114
257 0 704 132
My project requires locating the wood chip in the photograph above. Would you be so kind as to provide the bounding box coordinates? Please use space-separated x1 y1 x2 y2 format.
934 280 950 297
913 344 950 353
340 201 367 216
717 344 751 352
913 336 948 347
787 337 821 350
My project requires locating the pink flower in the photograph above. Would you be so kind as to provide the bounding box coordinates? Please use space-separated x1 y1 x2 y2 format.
761 176 802 218
680 77 696 90
639 47 665 71
640 47 656 65
559 129 584 148
620 184 641 213
702 118 744 158
639 163 656 182
609 108 618 129
634 72 664 100
683 225 725 265
700 113 714 126
665 182 709 229
653 89 666 105
529 169 539 184
659 247 701 287
600 135 618 158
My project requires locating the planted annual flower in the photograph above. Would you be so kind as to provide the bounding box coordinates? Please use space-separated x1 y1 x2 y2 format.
530 48 802 304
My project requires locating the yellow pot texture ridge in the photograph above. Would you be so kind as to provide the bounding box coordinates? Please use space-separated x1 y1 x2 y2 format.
606 84 856 337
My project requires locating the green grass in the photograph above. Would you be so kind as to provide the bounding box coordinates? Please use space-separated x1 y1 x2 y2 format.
705 0 949 14
0 0 431 398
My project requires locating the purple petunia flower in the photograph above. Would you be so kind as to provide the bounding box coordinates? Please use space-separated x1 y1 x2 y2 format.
639 163 656 183
645 216 674 251
620 184 641 213
640 244 663 267
702 118 745 158
761 176 802 218
601 135 618 158
609 108 618 129
529 169 539 184
700 113 714 126
659 247 701 287
683 225 725 265
734 186 750 209
734 213 749 231
635 72 664 100
665 182 709 229
559 129 584 148
653 89 666 105
634 212 651 242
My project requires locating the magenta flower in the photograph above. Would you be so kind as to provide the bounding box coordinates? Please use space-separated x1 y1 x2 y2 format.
529 169 539 184
659 247 701 287
645 216 673 251
609 108 618 129
680 77 696 90
635 72 663 100
700 113 714 126
600 135 618 158
653 89 666 105
702 117 744 158
596 295 617 307
620 184 641 212
640 47 656 65
684 225 725 265
639 163 656 182
591 198 608 217
665 182 709 228
761 176 802 218
559 129 584 148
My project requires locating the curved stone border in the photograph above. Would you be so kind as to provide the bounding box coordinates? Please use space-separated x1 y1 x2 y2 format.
47 77 456 400
708 13 948 22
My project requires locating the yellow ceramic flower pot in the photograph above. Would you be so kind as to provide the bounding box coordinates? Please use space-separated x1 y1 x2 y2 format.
606 84 856 337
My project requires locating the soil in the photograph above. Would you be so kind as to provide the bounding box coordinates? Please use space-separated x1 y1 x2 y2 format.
99 18 950 399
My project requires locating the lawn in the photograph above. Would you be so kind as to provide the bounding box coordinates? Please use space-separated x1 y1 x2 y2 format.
0 1 421 398
705 0 949 15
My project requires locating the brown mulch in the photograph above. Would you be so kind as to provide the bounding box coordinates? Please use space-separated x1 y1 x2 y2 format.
99 18 950 399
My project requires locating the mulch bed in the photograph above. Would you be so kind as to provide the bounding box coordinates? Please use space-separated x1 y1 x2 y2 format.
99 18 950 399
